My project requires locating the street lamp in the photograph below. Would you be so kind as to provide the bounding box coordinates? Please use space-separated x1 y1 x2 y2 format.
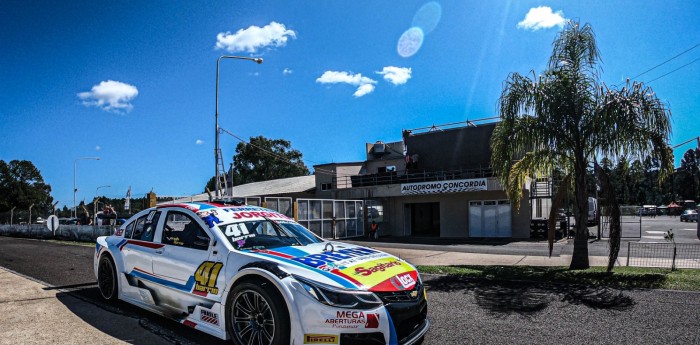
94 185 111 221
214 55 263 198
74 157 100 218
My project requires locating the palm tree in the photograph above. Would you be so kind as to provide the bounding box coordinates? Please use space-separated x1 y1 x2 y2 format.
491 21 673 269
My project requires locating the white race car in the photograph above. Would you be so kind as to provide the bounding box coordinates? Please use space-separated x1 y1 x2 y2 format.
94 202 429 345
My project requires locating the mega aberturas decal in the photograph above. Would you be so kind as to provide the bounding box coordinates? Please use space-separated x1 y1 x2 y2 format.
401 178 487 195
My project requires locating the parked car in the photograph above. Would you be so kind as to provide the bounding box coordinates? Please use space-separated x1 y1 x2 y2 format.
95 202 429 345
530 209 567 239
680 210 698 222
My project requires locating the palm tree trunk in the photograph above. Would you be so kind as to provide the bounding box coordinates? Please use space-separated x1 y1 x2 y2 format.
570 153 590 270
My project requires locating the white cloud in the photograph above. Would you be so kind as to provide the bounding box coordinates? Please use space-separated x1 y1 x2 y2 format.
517 6 566 31
354 84 375 97
283 68 293 75
316 71 378 97
195 139 204 145
77 80 139 113
95 146 101 151
216 21 296 53
377 66 412 85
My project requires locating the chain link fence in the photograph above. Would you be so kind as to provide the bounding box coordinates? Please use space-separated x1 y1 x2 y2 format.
627 242 700 270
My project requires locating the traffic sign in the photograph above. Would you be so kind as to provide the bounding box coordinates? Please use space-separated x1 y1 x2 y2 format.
46 215 59 233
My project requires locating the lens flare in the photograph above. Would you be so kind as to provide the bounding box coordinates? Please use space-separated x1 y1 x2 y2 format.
397 27 424 58
412 2 442 35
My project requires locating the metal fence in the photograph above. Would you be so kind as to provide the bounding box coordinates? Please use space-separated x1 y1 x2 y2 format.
627 242 700 270
600 206 644 239
296 199 364 240
334 167 493 189
0 224 115 242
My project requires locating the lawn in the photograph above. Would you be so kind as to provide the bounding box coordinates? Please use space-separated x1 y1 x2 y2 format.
417 265 700 292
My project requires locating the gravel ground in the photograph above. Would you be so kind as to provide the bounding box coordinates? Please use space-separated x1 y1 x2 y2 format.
1 236 698 345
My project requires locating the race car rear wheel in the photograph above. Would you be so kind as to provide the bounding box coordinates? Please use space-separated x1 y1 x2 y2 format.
227 281 289 345
97 255 118 301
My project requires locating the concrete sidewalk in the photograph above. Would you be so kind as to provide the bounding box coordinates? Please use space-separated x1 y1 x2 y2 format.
0 266 169 345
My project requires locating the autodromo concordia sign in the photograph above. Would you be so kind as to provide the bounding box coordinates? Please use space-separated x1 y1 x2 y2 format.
400 178 487 195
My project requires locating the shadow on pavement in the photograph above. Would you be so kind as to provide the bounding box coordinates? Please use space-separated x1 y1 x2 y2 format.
54 286 227 345
424 275 637 317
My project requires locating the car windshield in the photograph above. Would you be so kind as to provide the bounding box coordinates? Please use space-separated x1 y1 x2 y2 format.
217 218 323 250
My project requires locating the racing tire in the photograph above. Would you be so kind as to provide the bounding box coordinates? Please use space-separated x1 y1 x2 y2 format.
97 255 118 301
226 281 290 345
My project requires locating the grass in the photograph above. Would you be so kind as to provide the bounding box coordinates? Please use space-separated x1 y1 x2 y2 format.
417 265 700 292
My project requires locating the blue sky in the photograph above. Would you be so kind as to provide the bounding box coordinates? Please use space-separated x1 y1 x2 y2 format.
2 0 699 209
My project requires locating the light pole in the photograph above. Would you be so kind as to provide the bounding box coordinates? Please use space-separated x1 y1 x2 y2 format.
10 206 15 225
94 185 111 222
215 55 263 198
74 157 100 218
29 203 34 225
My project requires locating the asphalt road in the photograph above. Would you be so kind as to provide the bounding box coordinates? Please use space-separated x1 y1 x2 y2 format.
1 236 699 345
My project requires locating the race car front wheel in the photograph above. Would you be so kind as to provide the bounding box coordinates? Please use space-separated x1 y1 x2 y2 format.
227 281 290 345
97 255 118 301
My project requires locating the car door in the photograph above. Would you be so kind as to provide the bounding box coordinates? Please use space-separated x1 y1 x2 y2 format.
152 209 222 304
121 210 163 278
120 210 164 304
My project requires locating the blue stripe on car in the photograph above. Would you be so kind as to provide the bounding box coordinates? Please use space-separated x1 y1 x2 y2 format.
128 269 196 292
249 251 357 289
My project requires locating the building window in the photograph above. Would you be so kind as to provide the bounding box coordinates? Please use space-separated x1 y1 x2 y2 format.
321 183 332 191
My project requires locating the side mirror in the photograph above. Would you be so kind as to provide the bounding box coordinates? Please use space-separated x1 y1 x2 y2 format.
193 235 210 249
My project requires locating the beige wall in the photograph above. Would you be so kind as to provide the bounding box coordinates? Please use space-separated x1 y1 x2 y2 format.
378 188 531 239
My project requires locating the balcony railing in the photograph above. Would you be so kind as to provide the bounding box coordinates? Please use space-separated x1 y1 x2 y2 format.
332 168 493 189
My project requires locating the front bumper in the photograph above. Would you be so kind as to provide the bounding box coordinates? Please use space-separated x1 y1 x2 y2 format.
290 280 429 345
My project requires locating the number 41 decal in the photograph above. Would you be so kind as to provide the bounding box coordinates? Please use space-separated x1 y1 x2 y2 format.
194 261 223 295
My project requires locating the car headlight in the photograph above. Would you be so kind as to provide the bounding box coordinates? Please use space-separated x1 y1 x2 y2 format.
293 275 383 309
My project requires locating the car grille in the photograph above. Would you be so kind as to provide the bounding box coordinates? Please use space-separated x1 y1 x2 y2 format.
340 332 385 345
374 282 422 303
375 282 428 344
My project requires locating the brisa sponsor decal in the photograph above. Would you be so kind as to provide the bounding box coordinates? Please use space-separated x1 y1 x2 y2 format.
293 247 379 268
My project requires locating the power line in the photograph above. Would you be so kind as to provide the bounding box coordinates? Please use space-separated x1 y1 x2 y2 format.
218 128 371 178
647 57 700 84
218 127 332 174
615 43 700 87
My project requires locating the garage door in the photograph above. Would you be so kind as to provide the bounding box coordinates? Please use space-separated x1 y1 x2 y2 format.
469 200 512 237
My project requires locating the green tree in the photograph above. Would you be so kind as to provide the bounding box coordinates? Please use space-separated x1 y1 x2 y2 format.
0 160 54 221
205 136 310 190
491 21 673 270
678 149 699 200
204 176 216 194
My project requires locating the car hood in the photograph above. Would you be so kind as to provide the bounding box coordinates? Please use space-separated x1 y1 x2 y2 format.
242 242 420 292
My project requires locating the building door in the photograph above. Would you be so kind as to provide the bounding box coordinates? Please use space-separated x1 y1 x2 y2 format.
469 200 512 238
483 201 497 235
496 200 512 237
410 202 440 236
469 201 483 237
404 204 412 237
